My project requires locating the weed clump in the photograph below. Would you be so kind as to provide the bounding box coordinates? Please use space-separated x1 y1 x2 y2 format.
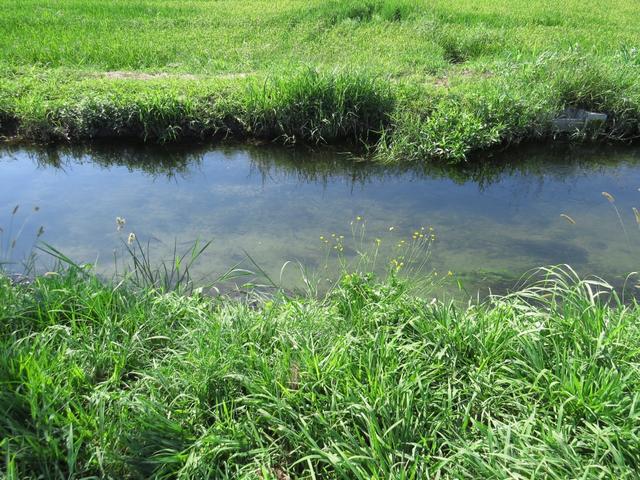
309 0 421 25
246 69 394 145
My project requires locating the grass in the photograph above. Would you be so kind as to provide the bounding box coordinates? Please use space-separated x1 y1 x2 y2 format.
1 264 640 478
1 0 640 162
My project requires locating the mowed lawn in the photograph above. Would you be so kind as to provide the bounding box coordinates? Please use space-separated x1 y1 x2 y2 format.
1 0 640 160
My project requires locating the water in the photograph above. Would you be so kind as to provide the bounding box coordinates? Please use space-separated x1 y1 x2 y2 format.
1 143 639 296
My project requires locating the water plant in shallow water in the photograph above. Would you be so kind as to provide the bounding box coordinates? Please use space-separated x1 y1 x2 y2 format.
315 217 451 295
113 225 252 295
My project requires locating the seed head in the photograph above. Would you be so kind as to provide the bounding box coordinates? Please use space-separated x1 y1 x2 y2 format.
602 191 615 203
560 213 576 225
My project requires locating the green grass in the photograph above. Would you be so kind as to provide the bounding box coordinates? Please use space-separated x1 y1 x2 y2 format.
1 0 640 162
2 266 640 478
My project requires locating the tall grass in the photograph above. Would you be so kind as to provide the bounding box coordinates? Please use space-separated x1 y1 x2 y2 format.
304 0 423 25
246 69 393 145
1 264 640 478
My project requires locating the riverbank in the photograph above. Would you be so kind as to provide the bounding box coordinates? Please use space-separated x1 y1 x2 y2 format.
2 267 639 478
2 0 640 163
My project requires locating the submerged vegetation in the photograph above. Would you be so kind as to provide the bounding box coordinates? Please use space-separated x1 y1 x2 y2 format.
2 0 640 162
2 265 640 478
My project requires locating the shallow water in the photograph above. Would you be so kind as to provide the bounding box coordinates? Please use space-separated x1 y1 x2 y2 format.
1 143 639 297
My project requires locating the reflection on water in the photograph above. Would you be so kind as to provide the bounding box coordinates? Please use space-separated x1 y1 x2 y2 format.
1 142 640 297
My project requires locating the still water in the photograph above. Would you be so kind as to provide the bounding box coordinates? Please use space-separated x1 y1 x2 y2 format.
1 143 639 296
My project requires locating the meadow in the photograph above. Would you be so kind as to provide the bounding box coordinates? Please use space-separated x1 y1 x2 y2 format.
2 266 640 478
1 0 640 162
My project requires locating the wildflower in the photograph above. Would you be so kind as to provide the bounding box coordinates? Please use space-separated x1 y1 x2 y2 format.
389 226 394 231
448 271 453 276
391 258 404 271
127 232 136 245
375 238 381 245
116 216 126 231
356 216 362 221
320 235 325 240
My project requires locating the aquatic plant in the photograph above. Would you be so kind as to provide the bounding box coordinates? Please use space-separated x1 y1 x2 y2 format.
313 217 449 296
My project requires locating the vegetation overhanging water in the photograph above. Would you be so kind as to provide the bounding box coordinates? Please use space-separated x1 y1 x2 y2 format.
1 142 640 299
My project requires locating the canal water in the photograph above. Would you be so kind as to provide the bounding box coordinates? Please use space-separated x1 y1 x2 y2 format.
1 143 639 296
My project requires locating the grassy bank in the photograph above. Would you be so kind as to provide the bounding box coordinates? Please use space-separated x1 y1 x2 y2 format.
2 267 640 478
1 0 640 162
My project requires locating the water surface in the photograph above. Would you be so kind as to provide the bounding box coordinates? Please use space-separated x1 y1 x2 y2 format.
1 143 639 296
